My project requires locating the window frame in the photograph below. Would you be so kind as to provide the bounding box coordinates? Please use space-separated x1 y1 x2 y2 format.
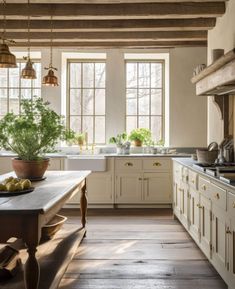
67 58 106 145
0 59 41 116
125 59 165 143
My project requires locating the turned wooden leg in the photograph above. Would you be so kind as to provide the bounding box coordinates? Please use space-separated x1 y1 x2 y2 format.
24 244 40 289
80 179 88 228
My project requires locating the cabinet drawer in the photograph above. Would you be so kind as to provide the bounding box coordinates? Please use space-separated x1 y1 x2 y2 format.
115 158 142 171
210 182 226 210
228 192 235 217
143 158 170 171
198 176 211 198
188 169 198 189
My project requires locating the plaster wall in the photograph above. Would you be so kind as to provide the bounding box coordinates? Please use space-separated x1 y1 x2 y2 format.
207 0 235 144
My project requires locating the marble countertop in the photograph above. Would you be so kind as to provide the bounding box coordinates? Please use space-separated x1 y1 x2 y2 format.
172 157 235 191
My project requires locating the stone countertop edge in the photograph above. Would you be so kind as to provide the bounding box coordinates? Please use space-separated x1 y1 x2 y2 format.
0 153 191 158
172 157 235 191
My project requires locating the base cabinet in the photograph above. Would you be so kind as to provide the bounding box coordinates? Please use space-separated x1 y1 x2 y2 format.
116 173 142 204
173 159 235 289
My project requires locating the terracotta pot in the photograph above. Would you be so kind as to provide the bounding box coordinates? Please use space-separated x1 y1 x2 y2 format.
134 139 143 147
12 158 50 179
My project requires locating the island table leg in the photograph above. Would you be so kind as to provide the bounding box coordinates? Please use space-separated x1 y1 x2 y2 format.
24 243 40 289
80 179 88 228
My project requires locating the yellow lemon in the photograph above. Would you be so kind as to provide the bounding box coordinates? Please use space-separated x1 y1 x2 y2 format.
0 184 6 191
22 179 32 190
6 183 16 192
15 182 23 191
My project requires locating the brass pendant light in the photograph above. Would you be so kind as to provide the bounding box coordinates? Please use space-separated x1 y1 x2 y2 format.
0 0 17 68
21 0 36 79
42 15 59 87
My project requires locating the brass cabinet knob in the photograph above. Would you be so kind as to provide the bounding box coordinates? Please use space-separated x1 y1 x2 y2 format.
138 178 142 181
191 179 195 184
186 176 189 182
196 203 202 209
153 162 161 166
226 228 232 234
232 202 235 208
125 162 133 167
143 178 148 181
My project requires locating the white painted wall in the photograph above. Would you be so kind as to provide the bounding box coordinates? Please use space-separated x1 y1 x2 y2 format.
12 46 207 147
207 0 235 144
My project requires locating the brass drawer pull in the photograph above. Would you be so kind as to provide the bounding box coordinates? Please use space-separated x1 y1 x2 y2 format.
201 184 206 191
214 193 220 200
153 162 161 166
138 178 142 181
125 162 133 167
233 202 235 208
196 203 202 209
143 178 148 181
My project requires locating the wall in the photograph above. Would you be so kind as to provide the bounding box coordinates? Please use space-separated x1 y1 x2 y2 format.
12 46 207 147
207 0 235 144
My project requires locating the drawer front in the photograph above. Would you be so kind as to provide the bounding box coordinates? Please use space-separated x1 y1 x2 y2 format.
228 192 235 217
198 176 211 198
210 182 226 211
115 158 142 171
188 170 198 190
143 158 171 171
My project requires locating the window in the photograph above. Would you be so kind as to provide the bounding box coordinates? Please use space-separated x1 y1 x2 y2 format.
0 61 41 118
125 60 164 142
68 60 106 144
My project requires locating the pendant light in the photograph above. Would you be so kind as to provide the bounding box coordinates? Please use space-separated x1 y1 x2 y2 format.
42 15 59 87
21 0 36 79
0 0 17 68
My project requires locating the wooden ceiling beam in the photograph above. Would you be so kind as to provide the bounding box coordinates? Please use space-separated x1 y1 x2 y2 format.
2 18 216 32
5 31 207 41
11 40 207 48
3 2 225 19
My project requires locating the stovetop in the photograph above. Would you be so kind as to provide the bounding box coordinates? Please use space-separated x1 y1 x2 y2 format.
193 162 235 179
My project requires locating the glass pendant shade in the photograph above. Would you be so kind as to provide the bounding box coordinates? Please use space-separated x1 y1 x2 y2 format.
0 43 17 68
21 58 36 79
42 69 59 86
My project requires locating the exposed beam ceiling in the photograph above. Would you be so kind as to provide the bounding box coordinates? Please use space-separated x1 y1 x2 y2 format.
3 1 226 48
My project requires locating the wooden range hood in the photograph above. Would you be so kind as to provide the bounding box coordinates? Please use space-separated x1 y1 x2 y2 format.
191 48 235 137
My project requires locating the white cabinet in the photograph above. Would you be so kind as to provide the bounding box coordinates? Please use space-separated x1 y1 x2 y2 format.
116 173 142 204
189 187 200 243
115 157 172 205
143 172 172 203
87 173 113 204
0 157 13 174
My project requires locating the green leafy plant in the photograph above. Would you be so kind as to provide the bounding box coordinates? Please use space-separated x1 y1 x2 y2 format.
156 139 164 146
109 132 127 146
128 128 152 145
0 97 70 161
75 132 86 145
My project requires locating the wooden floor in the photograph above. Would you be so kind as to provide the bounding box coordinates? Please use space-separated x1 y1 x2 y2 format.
59 209 227 289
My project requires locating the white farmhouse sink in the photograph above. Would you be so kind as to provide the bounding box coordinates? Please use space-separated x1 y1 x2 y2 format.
65 155 107 172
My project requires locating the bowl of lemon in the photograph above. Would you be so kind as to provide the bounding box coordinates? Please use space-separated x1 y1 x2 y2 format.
0 177 33 196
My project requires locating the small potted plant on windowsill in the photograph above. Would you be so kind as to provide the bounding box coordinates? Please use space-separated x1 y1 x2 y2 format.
128 128 152 147
109 132 130 154
0 97 72 180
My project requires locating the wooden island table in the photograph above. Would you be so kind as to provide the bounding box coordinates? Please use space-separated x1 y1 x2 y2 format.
0 170 90 289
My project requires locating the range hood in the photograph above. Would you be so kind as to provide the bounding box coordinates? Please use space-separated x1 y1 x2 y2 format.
191 48 235 96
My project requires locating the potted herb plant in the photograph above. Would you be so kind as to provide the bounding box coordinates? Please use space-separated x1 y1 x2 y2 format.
128 128 152 147
0 97 71 180
109 132 130 154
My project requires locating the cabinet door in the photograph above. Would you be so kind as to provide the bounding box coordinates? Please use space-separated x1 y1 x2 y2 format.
116 173 142 204
189 187 200 243
48 158 64 170
173 179 181 219
200 194 212 259
143 173 172 204
211 205 228 279
87 173 113 204
0 157 13 174
228 217 235 288
180 182 189 229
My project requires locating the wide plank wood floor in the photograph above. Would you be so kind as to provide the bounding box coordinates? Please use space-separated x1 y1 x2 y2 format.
59 208 227 289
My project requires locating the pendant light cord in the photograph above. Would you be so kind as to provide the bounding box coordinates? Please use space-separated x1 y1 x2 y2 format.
50 15 53 68
27 0 30 58
1 0 6 43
